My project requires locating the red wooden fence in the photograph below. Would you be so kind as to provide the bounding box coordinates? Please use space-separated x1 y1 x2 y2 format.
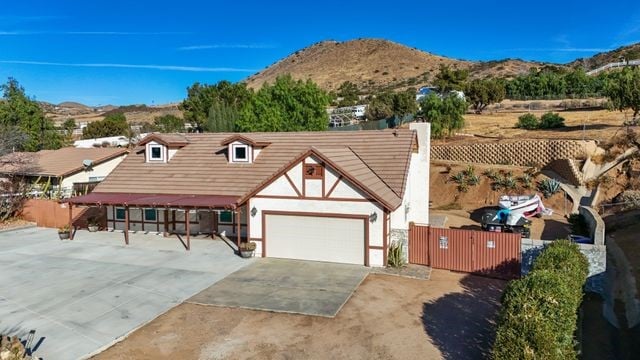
408 223 521 279
21 199 105 229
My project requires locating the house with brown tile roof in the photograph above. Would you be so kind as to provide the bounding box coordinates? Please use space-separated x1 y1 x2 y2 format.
0 147 128 197
66 124 431 267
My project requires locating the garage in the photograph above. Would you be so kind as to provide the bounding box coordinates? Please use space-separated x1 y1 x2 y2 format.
264 213 367 265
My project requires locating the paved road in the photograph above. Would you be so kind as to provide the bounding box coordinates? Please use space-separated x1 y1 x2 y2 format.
0 227 251 360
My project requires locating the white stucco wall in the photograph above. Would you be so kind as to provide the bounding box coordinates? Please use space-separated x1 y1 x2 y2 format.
60 155 126 191
248 198 384 266
390 123 430 231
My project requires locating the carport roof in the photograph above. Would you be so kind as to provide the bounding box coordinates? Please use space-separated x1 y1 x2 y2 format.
65 192 238 209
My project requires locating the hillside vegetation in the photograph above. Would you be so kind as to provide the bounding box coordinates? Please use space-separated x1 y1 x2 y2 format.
245 39 544 93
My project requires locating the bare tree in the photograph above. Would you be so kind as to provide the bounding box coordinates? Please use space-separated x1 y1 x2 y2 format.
0 125 36 221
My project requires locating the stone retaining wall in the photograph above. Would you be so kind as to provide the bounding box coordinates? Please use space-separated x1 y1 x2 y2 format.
546 159 584 186
431 139 597 167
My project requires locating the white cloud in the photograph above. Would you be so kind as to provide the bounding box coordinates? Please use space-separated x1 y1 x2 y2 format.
0 30 190 36
178 44 276 51
0 60 256 72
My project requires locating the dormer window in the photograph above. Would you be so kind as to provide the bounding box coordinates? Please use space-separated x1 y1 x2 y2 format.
232 144 249 162
148 144 165 162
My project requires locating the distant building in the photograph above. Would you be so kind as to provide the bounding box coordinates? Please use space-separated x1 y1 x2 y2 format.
0 147 128 198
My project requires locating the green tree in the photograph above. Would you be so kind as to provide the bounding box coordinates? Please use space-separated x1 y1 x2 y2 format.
204 99 239 132
237 75 329 132
419 93 467 138
152 114 184 133
604 67 640 119
465 78 506 113
82 112 129 139
365 90 418 121
180 80 253 129
336 81 359 107
365 92 394 120
434 64 469 93
0 78 63 151
62 118 76 134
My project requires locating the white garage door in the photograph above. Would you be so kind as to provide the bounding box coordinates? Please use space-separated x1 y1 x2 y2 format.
265 214 365 265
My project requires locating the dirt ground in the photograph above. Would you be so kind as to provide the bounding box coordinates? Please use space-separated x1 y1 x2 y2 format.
429 163 572 240
93 271 506 360
439 106 630 144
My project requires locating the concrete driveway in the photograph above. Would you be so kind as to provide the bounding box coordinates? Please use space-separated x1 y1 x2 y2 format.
0 227 251 360
188 258 370 317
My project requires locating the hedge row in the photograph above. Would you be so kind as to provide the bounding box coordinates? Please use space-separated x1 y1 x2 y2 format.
492 240 589 360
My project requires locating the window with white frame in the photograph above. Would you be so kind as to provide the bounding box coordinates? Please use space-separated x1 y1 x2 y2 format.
149 144 164 161
219 211 233 224
115 207 126 220
231 144 250 163
144 208 157 222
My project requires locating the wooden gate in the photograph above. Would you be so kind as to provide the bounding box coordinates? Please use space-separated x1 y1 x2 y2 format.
408 223 521 279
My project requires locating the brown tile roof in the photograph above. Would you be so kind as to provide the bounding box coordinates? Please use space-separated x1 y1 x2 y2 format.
94 130 416 210
138 133 189 147
0 147 128 177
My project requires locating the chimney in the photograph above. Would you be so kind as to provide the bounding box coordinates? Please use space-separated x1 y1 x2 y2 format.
409 123 430 159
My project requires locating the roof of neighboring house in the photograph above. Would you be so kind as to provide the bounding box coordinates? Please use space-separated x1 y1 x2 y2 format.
0 147 129 178
91 130 417 210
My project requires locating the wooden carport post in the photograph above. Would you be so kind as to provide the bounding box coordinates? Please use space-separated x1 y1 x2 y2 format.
163 208 169 237
124 206 130 245
68 203 74 240
185 208 191 250
235 210 241 247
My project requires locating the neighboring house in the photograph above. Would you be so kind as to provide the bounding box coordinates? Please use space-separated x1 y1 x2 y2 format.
0 147 128 198
66 124 430 267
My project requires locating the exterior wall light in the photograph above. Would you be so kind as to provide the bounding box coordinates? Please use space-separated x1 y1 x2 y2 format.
369 212 377 223
251 206 258 217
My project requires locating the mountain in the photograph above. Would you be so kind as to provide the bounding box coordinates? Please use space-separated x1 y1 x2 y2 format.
244 39 546 92
570 42 640 70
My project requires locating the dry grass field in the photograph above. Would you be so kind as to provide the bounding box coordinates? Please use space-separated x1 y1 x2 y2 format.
443 100 631 144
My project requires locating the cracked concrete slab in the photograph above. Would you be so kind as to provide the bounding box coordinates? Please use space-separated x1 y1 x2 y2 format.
188 258 370 317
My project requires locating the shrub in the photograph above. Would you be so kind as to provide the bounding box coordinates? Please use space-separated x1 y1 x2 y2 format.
532 240 589 298
468 174 480 186
539 112 565 129
492 270 577 360
450 172 465 184
387 241 405 268
492 241 588 360
619 190 640 211
538 178 561 198
516 113 539 129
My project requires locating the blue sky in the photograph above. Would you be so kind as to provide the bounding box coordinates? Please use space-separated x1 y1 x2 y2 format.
1 0 640 106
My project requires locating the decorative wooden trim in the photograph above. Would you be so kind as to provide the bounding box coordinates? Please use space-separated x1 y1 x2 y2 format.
261 210 370 266
249 237 264 242
369 245 384 250
284 173 302 197
325 174 343 198
237 148 396 210
251 194 376 203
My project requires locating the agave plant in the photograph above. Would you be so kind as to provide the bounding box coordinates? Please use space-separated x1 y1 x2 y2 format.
501 176 518 190
450 172 466 184
483 169 500 181
538 178 561 198
463 165 475 177
468 174 480 186
519 174 533 189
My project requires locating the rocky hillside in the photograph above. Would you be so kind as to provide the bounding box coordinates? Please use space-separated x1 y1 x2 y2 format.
570 42 640 70
245 39 546 92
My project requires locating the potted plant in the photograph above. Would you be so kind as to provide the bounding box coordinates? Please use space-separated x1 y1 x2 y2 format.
87 216 100 232
58 225 71 240
238 241 256 258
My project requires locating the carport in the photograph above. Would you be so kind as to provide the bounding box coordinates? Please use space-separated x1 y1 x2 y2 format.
64 192 242 250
